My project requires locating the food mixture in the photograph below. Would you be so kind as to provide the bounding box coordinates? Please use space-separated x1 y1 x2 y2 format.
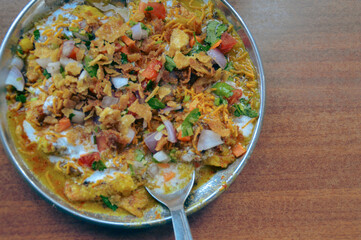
5 0 260 217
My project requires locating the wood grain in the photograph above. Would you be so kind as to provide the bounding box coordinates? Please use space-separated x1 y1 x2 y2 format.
1 0 361 239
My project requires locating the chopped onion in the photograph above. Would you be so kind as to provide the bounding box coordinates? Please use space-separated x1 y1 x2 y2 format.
207 49 227 69
197 130 224 151
153 151 170 162
10 57 24 70
71 110 85 124
46 62 61 75
62 40 75 57
144 132 159 153
147 163 159 178
79 70 89 81
126 128 135 144
35 58 51 68
101 96 119 108
161 106 174 114
133 160 145 170
111 77 128 89
163 120 177 143
5 66 25 91
131 23 148 40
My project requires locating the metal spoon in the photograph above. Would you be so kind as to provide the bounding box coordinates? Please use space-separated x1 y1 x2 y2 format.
146 170 195 240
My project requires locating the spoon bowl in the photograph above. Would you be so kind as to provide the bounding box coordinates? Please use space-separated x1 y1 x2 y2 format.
146 170 195 240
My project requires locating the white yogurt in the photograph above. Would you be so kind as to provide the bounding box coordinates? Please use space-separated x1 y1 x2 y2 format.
23 120 39 142
43 95 56 115
234 116 254 138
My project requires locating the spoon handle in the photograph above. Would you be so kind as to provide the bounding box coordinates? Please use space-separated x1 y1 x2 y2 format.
170 208 193 240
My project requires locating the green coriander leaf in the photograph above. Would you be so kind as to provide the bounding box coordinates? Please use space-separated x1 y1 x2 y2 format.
189 33 210 55
224 62 234 71
205 20 227 46
165 55 176 72
145 6 153 11
214 97 221 106
60 65 66 78
214 96 227 106
69 26 79 32
147 97 166 109
146 80 154 91
84 55 98 77
94 126 100 133
140 23 151 35
17 45 24 55
43 69 51 79
151 157 160 163
121 52 128 64
87 32 95 41
100 195 118 211
69 113 75 121
33 30 40 41
135 149 145 162
93 135 97 144
91 160 107 171
169 149 177 163
155 40 163 44
84 40 91 50
129 20 137 27
126 30 133 38
140 23 148 30
15 94 26 103
62 34 70 40
212 82 234 98
181 108 201 137
233 99 258 118
182 122 193 137
92 160 106 171
216 24 228 38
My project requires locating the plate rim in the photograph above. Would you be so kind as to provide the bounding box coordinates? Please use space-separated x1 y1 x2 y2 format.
0 0 266 228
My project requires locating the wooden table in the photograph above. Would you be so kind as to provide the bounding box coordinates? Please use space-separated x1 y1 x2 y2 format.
1 0 361 239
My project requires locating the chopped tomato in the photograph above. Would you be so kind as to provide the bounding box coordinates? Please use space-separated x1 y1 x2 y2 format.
120 46 130 55
121 35 135 47
177 131 191 142
189 35 202 48
56 118 71 132
141 59 162 80
163 171 176 182
96 135 108 152
158 163 170 168
78 152 100 167
68 47 79 60
219 32 237 54
232 143 246 157
140 2 166 19
227 89 243 105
